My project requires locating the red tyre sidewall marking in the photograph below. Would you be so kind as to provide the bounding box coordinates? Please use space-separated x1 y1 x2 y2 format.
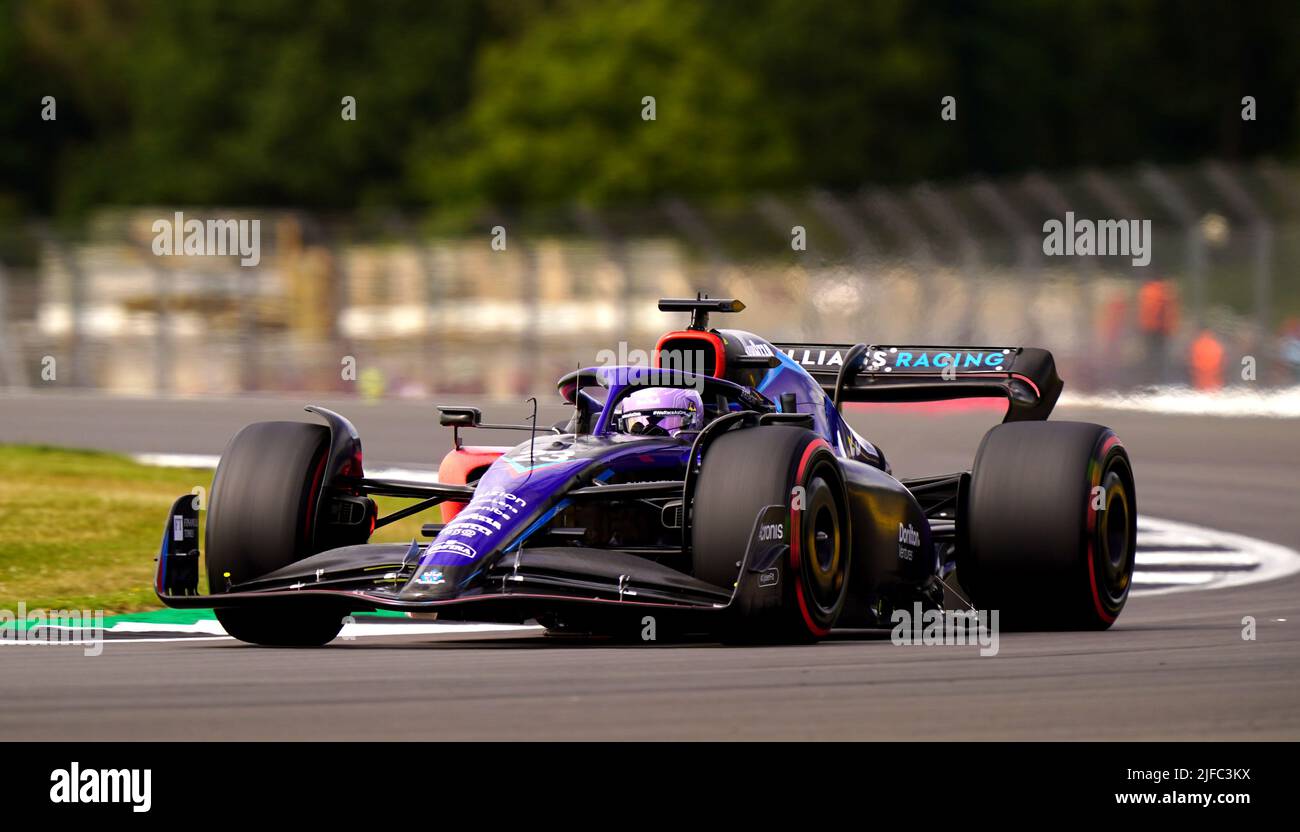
1085 434 1122 624
302 451 328 549
790 438 832 637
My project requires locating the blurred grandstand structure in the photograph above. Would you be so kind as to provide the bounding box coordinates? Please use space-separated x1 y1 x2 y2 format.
2 160 1299 399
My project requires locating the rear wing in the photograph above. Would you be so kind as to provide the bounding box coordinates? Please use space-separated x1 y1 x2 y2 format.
772 343 1063 422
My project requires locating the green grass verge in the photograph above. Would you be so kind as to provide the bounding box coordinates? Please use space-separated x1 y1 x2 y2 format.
0 445 429 614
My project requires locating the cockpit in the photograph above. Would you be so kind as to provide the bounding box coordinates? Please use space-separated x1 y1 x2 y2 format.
554 367 775 437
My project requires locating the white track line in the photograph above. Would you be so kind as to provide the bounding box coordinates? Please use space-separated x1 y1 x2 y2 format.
4 620 540 645
101 619 536 637
1133 572 1218 587
0 636 236 646
1136 552 1259 568
1059 385 1300 418
133 453 222 468
1131 516 1300 596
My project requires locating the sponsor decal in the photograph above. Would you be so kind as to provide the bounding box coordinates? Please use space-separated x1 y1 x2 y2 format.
171 512 198 542
758 521 784 542
458 512 503 531
504 442 578 473
424 540 476 560
443 522 495 539
868 350 1008 371
478 490 528 511
475 504 516 522
422 490 530 563
782 347 1010 373
783 347 846 369
898 522 920 561
415 570 445 586
758 568 780 588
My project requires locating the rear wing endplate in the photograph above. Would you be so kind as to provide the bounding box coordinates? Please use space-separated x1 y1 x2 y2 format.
773 343 1063 422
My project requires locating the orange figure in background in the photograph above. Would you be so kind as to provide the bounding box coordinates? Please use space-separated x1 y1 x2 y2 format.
1138 278 1180 384
1189 330 1225 390
1138 279 1178 334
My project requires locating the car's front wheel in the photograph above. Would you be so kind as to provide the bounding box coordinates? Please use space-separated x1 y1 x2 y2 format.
692 425 851 643
206 420 346 646
216 603 346 647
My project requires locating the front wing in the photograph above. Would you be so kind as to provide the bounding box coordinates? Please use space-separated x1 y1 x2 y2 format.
155 495 789 618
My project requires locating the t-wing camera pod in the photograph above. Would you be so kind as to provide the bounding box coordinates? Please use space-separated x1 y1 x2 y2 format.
657 294 746 331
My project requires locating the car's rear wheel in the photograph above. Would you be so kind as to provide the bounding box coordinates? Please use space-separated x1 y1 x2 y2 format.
962 421 1136 630
206 421 346 646
692 426 850 643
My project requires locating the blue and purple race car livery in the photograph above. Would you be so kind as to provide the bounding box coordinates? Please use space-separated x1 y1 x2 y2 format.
155 296 1136 645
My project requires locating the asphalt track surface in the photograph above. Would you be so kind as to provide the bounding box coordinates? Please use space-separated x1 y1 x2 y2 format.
1 391 1298 739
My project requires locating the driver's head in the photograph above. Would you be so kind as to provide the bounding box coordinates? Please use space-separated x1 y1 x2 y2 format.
613 387 704 437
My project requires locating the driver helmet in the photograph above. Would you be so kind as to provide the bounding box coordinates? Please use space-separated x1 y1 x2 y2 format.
613 387 704 437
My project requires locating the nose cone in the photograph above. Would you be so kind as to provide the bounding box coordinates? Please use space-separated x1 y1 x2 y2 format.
397 452 581 598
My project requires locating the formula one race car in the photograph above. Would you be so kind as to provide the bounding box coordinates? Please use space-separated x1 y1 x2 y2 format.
155 296 1136 646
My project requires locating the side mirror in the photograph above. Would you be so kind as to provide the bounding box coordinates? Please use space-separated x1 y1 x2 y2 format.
438 404 562 449
437 406 482 428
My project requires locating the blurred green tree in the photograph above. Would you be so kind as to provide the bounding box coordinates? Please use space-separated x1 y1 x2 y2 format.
411 0 799 211
16 0 488 212
413 0 1300 209
3 0 1298 217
